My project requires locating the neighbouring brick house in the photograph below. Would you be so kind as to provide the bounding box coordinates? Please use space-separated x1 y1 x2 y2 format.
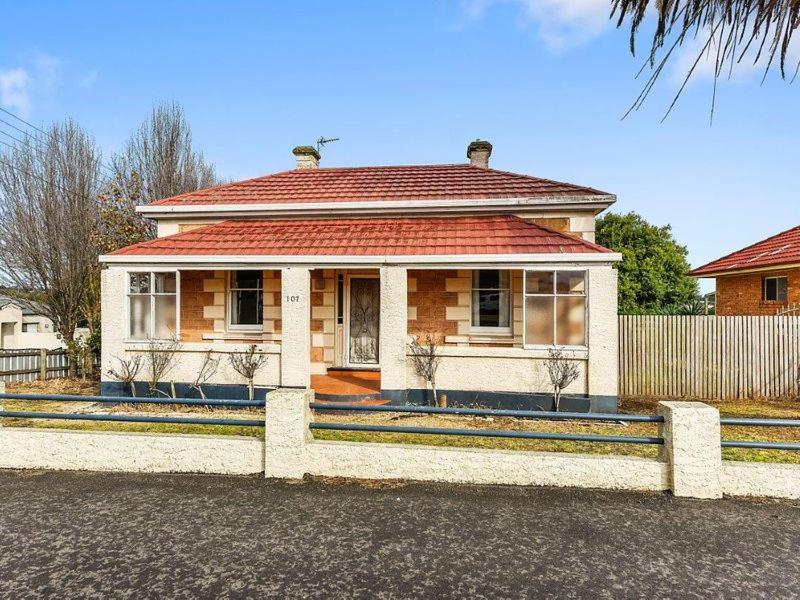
691 225 800 316
100 140 622 411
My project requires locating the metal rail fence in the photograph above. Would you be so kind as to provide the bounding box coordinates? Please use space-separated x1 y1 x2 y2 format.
0 392 265 428
720 416 800 451
308 403 665 445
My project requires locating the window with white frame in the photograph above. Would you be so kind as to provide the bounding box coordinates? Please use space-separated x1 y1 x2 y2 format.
128 272 177 340
524 270 587 347
471 270 511 332
228 271 263 329
763 276 788 302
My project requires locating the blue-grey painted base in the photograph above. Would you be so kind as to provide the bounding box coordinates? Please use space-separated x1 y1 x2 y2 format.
381 389 618 414
100 380 617 413
100 380 272 401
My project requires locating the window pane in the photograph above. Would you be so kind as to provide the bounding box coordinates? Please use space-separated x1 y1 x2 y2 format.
472 290 510 328
153 295 177 338
474 270 506 289
556 296 586 346
129 273 150 294
556 272 586 295
525 271 554 294
154 272 176 293
777 278 788 302
129 295 151 339
765 278 777 300
233 270 262 289
232 290 263 325
525 296 554 345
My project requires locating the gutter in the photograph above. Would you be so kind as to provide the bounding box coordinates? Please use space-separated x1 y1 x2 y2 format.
136 194 617 218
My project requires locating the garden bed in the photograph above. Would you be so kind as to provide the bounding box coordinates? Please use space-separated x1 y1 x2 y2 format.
2 380 798 462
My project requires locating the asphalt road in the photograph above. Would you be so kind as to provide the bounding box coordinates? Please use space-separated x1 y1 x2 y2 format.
1 470 798 599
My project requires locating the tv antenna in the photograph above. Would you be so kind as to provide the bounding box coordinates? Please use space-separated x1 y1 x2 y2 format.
316 136 340 152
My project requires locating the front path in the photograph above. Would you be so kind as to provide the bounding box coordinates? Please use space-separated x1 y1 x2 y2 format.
1 470 798 598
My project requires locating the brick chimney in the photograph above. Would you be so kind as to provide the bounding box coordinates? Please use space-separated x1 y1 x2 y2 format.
293 145 320 169
467 139 492 169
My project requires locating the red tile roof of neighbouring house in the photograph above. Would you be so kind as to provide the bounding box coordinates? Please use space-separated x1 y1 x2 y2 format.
107 216 614 257
691 225 800 277
147 164 612 206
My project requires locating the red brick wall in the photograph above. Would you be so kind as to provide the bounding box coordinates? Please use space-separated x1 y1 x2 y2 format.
408 269 459 339
715 268 800 316
180 270 214 342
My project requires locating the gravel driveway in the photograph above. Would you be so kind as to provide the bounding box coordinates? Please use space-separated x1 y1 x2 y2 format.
1 470 798 598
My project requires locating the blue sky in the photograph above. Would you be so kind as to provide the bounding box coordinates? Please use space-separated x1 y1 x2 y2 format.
1 1 797 292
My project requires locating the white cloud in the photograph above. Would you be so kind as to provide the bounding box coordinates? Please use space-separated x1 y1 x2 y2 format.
462 0 613 51
0 68 32 118
670 26 800 85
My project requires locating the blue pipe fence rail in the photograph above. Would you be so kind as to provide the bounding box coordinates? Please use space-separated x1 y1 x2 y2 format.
0 392 265 428
720 416 800 451
308 403 666 445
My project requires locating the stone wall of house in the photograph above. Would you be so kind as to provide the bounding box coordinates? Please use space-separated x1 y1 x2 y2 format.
407 269 523 347
263 270 282 337
179 270 281 342
180 270 216 342
715 268 800 316
310 269 336 374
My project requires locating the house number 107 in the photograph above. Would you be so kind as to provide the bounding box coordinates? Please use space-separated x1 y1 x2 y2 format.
285 295 300 303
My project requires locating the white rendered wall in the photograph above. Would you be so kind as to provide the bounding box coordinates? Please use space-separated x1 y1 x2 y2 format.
0 428 264 474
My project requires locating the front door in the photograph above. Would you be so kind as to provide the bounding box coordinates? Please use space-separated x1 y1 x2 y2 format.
346 277 380 366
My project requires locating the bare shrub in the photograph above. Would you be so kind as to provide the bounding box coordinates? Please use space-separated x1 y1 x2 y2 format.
106 355 142 397
545 348 580 412
408 332 442 407
189 351 220 400
144 337 180 397
228 345 267 400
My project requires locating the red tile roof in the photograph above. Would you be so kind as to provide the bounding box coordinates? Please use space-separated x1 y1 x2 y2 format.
691 225 800 276
149 164 611 206
109 216 613 257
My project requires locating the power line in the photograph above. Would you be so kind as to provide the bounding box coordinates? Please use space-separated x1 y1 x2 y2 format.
0 107 46 136
0 117 117 181
0 155 102 208
0 128 28 147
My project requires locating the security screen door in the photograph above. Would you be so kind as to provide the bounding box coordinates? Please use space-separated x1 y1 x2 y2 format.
347 278 380 365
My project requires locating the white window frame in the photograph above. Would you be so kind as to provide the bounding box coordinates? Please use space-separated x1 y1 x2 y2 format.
763 276 788 302
523 269 589 350
470 269 512 335
124 269 180 341
227 270 264 331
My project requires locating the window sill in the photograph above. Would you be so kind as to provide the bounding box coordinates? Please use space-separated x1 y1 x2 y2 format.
202 331 281 342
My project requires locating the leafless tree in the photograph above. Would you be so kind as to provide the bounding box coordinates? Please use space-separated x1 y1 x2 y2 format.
111 102 219 217
545 348 581 412
0 121 103 344
144 337 180 398
189 351 220 400
107 355 143 397
613 1 800 119
408 332 443 407
228 345 268 401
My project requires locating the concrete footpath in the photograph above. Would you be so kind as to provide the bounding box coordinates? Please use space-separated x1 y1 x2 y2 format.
0 470 798 598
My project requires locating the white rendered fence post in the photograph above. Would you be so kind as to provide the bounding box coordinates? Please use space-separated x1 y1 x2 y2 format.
264 388 313 479
658 401 722 499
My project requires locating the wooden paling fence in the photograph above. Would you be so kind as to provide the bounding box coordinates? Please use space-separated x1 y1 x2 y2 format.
619 316 800 400
0 348 72 383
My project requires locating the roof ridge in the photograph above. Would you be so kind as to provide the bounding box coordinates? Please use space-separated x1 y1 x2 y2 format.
692 224 800 275
478 165 610 196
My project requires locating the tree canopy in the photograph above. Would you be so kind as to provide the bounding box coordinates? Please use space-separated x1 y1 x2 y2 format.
596 212 699 314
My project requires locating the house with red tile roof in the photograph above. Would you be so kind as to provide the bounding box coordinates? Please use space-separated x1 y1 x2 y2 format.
99 141 622 411
691 226 800 316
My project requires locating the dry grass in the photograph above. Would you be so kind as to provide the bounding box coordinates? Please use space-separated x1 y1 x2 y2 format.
1 379 799 462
